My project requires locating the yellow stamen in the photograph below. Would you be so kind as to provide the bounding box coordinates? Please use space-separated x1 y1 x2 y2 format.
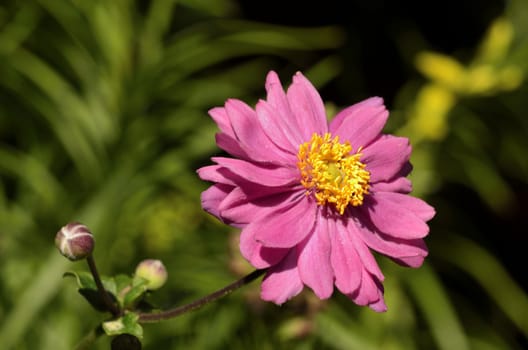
297 133 370 215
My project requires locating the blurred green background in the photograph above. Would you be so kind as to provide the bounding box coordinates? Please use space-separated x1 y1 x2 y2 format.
1 0 527 349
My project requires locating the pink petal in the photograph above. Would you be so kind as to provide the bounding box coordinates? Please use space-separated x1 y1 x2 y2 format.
297 213 334 299
330 98 389 151
346 219 384 281
209 107 234 137
219 187 301 227
200 184 233 220
375 192 435 221
363 194 430 239
264 71 305 145
362 136 411 183
240 228 289 268
218 186 254 226
368 297 388 312
225 99 291 164
215 133 248 159
261 248 304 304
255 100 300 154
253 196 317 248
330 220 362 294
391 255 427 268
330 97 384 132
353 216 428 268
197 165 236 186
347 270 383 307
211 157 298 188
286 72 328 139
370 177 412 194
265 71 288 108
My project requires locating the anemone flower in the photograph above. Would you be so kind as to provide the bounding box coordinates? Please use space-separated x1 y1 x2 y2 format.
198 71 435 311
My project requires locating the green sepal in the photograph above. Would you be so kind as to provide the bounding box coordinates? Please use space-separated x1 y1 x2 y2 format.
112 274 149 309
64 271 118 312
102 312 143 339
122 277 149 309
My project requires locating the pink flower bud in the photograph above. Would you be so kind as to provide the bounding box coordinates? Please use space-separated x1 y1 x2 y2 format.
135 259 168 290
55 222 95 261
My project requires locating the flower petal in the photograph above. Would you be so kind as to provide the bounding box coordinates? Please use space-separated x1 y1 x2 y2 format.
261 248 304 304
253 196 316 248
363 193 430 239
391 255 427 268
215 133 248 159
255 100 300 153
264 71 305 145
225 99 291 164
197 165 236 186
346 219 384 281
330 97 388 150
286 72 328 139
298 212 334 299
347 270 384 308
362 135 411 183
219 187 301 227
331 220 362 294
200 184 233 220
375 192 435 221
209 107 234 137
330 97 384 132
368 297 388 312
211 157 298 188
240 229 289 268
353 215 429 268
370 177 412 194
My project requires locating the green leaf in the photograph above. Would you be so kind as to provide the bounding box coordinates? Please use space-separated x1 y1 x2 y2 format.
63 271 97 290
63 271 118 312
102 312 143 339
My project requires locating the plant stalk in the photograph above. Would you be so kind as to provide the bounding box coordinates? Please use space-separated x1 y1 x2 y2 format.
138 269 267 323
86 254 121 317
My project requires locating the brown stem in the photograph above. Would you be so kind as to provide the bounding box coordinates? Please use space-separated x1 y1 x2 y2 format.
86 254 121 317
138 269 267 323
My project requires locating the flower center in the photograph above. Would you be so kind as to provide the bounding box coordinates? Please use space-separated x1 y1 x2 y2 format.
297 133 370 214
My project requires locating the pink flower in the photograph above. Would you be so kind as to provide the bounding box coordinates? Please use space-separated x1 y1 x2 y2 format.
198 71 435 311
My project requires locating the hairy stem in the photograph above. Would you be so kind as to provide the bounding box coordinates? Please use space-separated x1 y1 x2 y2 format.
86 254 121 317
138 269 267 323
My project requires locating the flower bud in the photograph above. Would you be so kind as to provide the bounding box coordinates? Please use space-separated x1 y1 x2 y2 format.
134 259 168 290
111 334 142 350
55 222 95 261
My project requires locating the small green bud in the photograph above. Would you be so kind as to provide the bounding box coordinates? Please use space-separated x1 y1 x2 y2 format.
134 259 167 290
55 222 94 261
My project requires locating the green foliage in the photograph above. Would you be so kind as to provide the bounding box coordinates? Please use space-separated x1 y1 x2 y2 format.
0 0 527 349
64 271 150 312
103 312 143 339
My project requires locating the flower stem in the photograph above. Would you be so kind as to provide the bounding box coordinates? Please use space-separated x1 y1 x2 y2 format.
138 269 267 323
86 254 121 317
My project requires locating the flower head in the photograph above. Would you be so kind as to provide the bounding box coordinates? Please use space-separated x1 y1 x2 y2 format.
198 71 435 311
